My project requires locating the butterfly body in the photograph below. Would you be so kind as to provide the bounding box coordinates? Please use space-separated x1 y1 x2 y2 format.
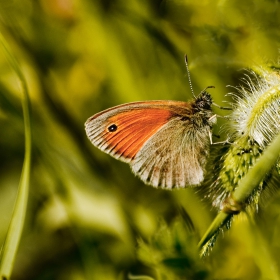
85 91 216 189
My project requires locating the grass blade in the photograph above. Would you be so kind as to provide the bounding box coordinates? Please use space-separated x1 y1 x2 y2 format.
0 33 32 279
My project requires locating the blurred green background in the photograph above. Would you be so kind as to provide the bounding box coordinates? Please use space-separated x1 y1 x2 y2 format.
1 0 280 279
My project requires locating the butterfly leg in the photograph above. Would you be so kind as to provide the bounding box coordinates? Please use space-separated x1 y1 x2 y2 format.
212 102 232 110
208 130 213 145
212 138 232 145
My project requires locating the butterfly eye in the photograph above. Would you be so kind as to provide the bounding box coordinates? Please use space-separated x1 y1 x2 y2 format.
107 124 118 132
181 116 190 121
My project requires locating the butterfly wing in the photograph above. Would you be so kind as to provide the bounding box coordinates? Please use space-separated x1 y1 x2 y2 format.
85 101 183 162
85 100 212 189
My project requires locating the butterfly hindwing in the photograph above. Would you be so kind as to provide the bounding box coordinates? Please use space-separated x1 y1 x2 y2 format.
131 116 211 189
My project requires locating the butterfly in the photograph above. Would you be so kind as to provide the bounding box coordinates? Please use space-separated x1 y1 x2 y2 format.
85 56 218 189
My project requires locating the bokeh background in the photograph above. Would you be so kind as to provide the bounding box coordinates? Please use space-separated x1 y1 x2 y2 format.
1 0 280 279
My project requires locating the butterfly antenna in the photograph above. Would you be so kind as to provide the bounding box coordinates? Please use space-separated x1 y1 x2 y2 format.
184 55 196 98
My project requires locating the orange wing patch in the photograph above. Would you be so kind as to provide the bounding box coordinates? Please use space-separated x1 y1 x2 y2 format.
104 108 172 159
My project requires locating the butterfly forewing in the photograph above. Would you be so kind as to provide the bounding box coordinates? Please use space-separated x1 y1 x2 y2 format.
85 101 188 162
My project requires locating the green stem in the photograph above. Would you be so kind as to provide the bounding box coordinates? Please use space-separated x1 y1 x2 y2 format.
233 132 280 203
0 33 32 279
198 212 230 249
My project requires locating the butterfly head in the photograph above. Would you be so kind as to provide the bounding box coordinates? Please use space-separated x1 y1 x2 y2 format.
194 90 213 111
